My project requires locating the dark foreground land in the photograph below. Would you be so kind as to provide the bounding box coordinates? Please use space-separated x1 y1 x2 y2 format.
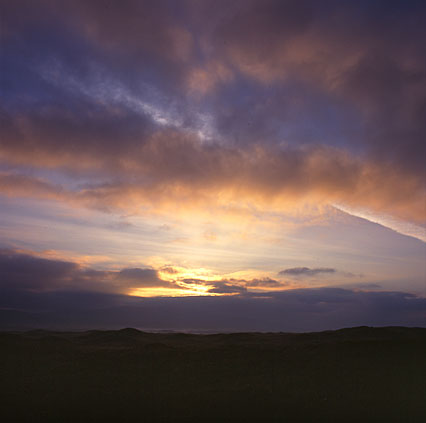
1 327 425 422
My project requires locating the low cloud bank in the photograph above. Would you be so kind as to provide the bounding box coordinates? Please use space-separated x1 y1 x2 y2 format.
1 249 424 332
279 267 336 277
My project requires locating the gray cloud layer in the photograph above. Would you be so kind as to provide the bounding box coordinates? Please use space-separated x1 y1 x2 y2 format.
0 248 169 294
1 0 425 224
0 248 425 331
279 267 336 277
1 287 425 333
0 1 425 331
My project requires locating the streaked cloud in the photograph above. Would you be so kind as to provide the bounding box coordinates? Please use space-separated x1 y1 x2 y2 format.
1 285 425 332
279 267 336 277
0 137 424 225
0 249 287 297
0 0 425 330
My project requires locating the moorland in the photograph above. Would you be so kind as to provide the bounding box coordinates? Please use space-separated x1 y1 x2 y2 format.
1 326 425 422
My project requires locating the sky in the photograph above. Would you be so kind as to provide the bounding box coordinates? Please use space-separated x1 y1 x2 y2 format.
0 0 425 331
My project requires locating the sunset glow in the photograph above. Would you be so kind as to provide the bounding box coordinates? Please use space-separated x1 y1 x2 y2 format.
1 0 425 331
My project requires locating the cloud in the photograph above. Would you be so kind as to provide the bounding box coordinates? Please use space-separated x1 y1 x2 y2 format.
0 248 78 291
207 282 247 294
0 0 424 335
178 277 287 292
117 268 173 288
160 266 178 274
1 248 425 331
66 0 194 65
0 132 424 224
1 286 425 332
1 0 425 227
245 278 284 288
0 249 174 295
279 267 336 277
211 0 426 173
0 249 287 297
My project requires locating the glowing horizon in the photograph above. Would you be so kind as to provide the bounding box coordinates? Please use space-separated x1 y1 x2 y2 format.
1 0 425 331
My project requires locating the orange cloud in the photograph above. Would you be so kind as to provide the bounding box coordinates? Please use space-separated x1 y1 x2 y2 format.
186 61 234 96
0 131 424 225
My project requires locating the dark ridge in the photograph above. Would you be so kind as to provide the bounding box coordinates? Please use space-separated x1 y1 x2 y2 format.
118 327 142 335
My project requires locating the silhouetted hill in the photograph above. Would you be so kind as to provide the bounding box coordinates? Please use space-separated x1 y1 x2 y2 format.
1 327 425 422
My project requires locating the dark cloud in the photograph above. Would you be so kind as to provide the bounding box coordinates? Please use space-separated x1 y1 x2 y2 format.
180 278 207 285
0 249 173 294
66 0 193 62
0 287 425 332
0 0 193 94
0 136 424 223
0 0 424 336
0 248 77 291
245 278 283 287
279 267 336 277
180 278 284 291
207 282 247 294
160 266 178 274
210 0 426 172
1 0 425 225
117 268 173 288
0 249 424 331
0 103 154 174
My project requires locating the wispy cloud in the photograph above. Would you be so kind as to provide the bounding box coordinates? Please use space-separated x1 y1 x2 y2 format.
1 0 425 324
279 267 336 277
